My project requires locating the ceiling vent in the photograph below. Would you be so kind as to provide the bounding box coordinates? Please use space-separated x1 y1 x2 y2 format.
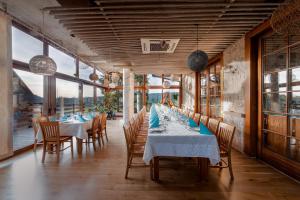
141 39 180 54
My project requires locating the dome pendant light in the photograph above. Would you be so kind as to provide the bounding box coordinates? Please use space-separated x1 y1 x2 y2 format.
29 3 57 76
187 24 208 72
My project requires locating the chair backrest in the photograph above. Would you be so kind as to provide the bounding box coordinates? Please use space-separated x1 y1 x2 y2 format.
193 113 201 125
200 115 209 126
217 122 236 154
207 118 220 135
123 123 133 154
101 113 107 129
188 112 194 119
32 116 49 135
91 115 100 135
40 121 60 141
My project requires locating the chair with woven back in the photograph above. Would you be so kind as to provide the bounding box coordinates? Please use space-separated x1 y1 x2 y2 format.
86 115 100 150
207 118 220 136
188 112 194 119
123 123 146 179
39 121 73 163
193 113 201 125
200 115 209 126
100 113 108 142
214 122 236 179
32 116 49 152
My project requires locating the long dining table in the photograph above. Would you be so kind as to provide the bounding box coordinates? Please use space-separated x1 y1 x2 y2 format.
36 117 92 154
143 105 220 181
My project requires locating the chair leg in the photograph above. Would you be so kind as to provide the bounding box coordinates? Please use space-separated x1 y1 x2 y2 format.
228 155 234 180
105 128 108 142
125 154 131 179
97 134 102 147
92 136 97 151
42 142 47 163
101 132 105 146
56 143 60 163
70 139 74 157
33 139 38 152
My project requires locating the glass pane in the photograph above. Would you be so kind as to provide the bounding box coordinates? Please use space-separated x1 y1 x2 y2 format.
263 33 286 55
12 69 43 150
290 68 300 91
79 61 94 81
264 51 286 73
263 92 286 113
134 89 143 113
147 89 162 110
163 89 179 107
49 46 76 76
96 88 104 104
264 71 287 92
290 45 300 69
147 74 162 86
83 85 94 112
96 70 105 85
164 75 180 86
12 27 43 63
134 74 144 86
56 78 79 116
290 92 300 114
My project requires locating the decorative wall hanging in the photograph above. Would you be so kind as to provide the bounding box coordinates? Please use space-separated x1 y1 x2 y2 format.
187 24 208 72
270 0 300 35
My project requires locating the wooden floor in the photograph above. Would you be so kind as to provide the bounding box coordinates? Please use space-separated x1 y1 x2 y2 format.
0 120 299 200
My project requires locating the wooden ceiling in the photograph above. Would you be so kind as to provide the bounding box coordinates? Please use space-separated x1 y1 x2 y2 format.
47 0 283 74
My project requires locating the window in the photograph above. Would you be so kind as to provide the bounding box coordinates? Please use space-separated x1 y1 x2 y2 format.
96 70 105 85
12 69 43 150
79 61 94 81
147 89 162 110
162 88 179 107
12 26 43 63
147 74 162 86
96 87 105 104
164 74 180 86
261 32 300 163
134 89 144 113
56 78 80 116
49 46 76 76
83 84 94 112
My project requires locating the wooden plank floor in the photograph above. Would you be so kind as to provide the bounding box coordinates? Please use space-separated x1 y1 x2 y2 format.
0 120 299 200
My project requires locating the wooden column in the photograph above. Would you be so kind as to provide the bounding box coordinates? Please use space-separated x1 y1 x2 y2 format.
0 11 13 160
143 75 147 107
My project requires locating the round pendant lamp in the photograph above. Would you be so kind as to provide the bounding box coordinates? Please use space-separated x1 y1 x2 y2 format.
163 80 171 89
29 55 57 76
187 24 208 72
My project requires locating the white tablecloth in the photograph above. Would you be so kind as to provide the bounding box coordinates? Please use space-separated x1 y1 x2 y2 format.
37 120 92 141
143 119 220 165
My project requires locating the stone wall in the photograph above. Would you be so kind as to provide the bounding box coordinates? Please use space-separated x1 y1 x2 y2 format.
181 73 195 111
222 36 247 152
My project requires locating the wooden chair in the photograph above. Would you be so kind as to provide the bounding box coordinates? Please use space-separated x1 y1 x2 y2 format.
207 118 220 136
97 114 105 146
193 113 201 125
200 115 209 126
99 113 108 143
32 116 49 152
86 115 100 150
123 123 146 179
188 112 194 119
214 122 236 179
39 121 73 163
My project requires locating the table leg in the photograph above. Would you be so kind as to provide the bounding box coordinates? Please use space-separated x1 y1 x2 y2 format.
76 138 83 155
198 157 209 181
153 157 159 182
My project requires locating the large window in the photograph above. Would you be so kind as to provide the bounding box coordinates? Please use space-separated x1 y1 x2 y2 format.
96 88 104 104
147 74 162 86
147 89 162 110
79 61 94 81
12 26 43 63
261 33 300 163
83 84 94 112
163 89 179 107
12 69 43 150
49 46 76 77
56 78 80 116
